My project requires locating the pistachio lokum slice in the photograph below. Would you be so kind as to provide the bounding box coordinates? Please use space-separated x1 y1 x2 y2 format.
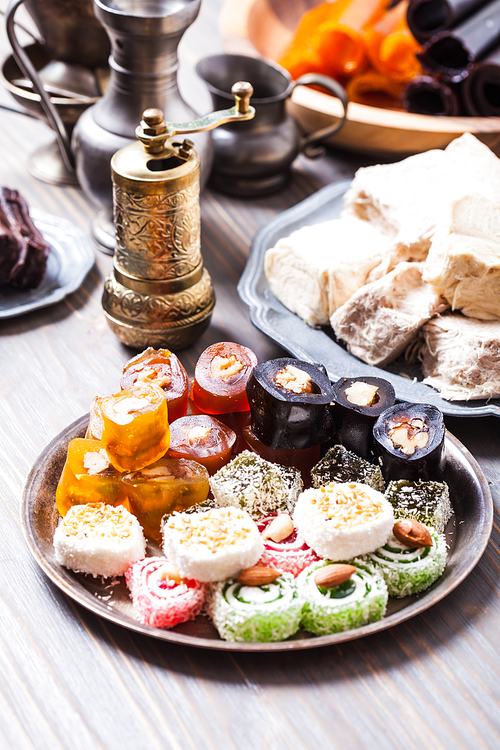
209 450 303 519
298 559 388 636
385 479 452 533
366 523 447 597
311 444 385 492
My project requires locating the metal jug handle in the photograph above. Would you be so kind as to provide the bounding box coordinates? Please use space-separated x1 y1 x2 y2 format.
293 74 349 159
6 0 74 172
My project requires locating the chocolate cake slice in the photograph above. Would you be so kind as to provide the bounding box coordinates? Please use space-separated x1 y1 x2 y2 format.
0 187 50 289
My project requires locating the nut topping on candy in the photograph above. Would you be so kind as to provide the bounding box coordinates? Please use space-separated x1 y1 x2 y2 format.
314 564 356 588
393 519 433 548
262 513 294 543
237 566 281 586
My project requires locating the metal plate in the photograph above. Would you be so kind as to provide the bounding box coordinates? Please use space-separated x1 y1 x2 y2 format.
22 414 492 651
0 208 94 319
238 180 500 418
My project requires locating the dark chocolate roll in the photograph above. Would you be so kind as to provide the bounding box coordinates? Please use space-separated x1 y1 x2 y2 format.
246 358 334 450
403 74 461 115
462 46 500 115
373 402 446 482
331 376 395 461
407 0 490 43
418 0 500 82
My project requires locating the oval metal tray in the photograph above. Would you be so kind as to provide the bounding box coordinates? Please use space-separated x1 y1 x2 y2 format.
238 179 500 418
22 414 492 651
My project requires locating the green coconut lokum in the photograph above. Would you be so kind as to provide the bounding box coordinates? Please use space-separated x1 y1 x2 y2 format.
208 572 302 642
311 445 385 492
209 450 302 519
385 479 452 533
298 559 388 636
366 526 447 597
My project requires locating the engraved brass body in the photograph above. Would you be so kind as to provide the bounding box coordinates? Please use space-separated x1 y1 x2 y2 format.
102 83 254 350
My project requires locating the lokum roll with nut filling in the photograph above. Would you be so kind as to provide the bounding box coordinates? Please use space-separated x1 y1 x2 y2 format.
373 402 446 481
167 415 236 475
126 557 207 628
162 506 264 582
191 342 258 415
331 376 395 460
208 567 302 642
293 482 394 561
257 513 319 576
121 347 189 424
100 383 170 472
246 358 334 451
365 519 447 597
298 560 388 635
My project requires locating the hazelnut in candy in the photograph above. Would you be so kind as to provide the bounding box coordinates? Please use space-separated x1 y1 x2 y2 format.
167 415 236 475
100 383 169 472
120 457 210 541
121 347 189 424
191 342 258 414
56 438 127 516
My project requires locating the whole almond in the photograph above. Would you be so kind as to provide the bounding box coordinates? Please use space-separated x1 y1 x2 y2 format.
262 513 294 543
237 566 281 586
314 564 356 588
393 519 433 548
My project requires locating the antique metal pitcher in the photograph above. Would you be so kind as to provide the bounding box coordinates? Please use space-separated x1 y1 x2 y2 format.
6 0 213 253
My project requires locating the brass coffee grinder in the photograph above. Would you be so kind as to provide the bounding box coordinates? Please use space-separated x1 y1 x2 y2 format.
102 82 254 350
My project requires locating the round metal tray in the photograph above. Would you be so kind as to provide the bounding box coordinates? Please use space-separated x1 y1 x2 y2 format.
22 414 492 651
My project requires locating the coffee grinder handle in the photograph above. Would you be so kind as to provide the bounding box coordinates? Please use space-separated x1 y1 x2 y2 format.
6 0 74 172
136 82 255 151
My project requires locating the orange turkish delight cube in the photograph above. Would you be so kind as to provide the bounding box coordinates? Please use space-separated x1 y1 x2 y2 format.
56 437 127 516
100 384 170 472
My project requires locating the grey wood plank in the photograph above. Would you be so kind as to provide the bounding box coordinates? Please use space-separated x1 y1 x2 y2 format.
0 0 500 748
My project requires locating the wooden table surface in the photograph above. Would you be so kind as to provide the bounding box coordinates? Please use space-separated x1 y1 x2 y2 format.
1 2 499 748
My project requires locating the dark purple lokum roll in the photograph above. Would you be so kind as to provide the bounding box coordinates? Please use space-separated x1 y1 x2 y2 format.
462 46 500 115
246 358 334 450
407 0 490 43
403 74 461 115
373 402 446 482
331 376 395 462
0 187 50 289
418 0 500 82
